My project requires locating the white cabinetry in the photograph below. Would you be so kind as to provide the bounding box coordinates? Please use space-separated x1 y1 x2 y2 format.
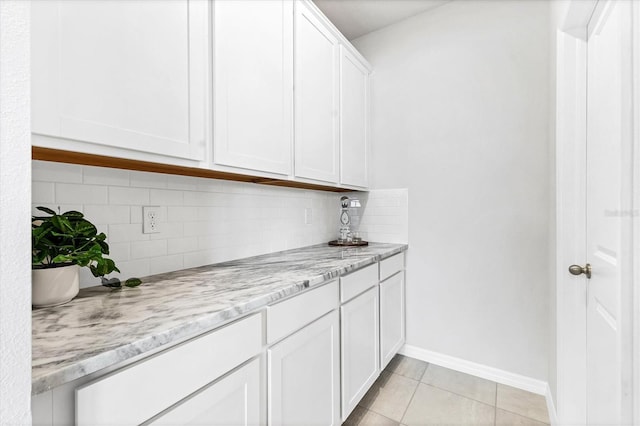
268 311 341 426
380 272 405 369
31 0 207 163
32 254 407 425
149 358 261 426
379 254 406 369
340 267 380 420
213 0 293 175
340 46 369 188
294 2 340 183
76 314 262 425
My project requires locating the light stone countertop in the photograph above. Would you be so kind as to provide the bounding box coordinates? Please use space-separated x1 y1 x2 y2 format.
32 242 407 395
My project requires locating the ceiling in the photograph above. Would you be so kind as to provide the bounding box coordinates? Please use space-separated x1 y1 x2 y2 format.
313 0 450 41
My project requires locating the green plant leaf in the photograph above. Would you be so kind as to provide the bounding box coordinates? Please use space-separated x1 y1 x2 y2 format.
97 240 109 255
36 206 56 215
51 215 74 233
124 278 142 288
51 254 74 264
62 210 84 219
75 220 97 237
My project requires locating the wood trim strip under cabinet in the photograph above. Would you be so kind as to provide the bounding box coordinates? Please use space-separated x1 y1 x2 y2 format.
32 147 354 193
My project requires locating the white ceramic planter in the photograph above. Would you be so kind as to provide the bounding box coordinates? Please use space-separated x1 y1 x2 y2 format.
32 264 80 308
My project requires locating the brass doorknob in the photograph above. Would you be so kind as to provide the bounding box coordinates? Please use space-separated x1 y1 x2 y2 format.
569 263 592 279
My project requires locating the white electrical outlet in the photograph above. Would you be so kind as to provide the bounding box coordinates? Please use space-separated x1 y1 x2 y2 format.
143 206 161 234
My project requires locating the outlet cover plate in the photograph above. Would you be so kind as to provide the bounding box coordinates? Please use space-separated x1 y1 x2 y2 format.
143 206 161 234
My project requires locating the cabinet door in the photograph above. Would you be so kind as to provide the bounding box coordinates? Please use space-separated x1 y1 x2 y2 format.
380 272 406 369
340 47 369 188
213 0 293 175
341 286 380 420
268 311 340 426
31 0 207 161
294 2 340 183
149 358 262 426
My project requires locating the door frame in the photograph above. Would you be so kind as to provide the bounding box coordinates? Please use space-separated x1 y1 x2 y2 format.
555 1 639 424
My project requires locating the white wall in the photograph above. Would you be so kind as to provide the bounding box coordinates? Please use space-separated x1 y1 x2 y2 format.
354 0 551 381
32 161 341 288
0 1 32 423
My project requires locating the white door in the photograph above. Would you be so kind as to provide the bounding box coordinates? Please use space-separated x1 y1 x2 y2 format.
149 358 262 426
31 0 207 162
268 310 340 426
294 2 340 183
340 286 380 421
213 0 293 175
582 1 634 423
340 46 369 188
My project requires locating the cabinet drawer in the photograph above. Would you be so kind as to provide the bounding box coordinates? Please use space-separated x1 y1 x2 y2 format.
380 253 404 281
340 263 378 303
76 313 262 426
267 280 339 344
148 358 261 426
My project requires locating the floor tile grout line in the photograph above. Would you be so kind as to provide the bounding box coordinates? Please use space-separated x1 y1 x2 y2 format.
419 382 498 412
418 379 499 408
494 382 498 426
396 372 421 425
495 407 550 425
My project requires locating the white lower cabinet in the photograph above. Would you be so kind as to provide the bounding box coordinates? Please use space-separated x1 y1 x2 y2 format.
380 272 406 369
148 358 261 426
268 310 341 426
340 286 380 420
33 255 408 426
76 314 262 425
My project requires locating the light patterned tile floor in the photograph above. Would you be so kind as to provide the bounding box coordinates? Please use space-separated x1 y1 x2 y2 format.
343 355 550 426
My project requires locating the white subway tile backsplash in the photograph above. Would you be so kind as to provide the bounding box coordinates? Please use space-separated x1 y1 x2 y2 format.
131 240 167 260
112 259 150 281
183 250 217 269
167 237 199 255
130 205 143 224
149 222 183 240
167 175 198 191
83 205 130 225
32 161 341 288
108 242 131 262
32 161 83 183
56 183 108 205
108 223 148 243
109 187 150 205
130 171 168 189
350 189 408 245
149 254 184 275
150 189 183 206
83 166 130 186
167 206 197 222
183 190 218 207
32 182 55 204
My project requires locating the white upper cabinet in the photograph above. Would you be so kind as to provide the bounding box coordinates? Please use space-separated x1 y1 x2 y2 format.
213 0 293 175
31 0 207 162
340 46 369 188
294 2 340 184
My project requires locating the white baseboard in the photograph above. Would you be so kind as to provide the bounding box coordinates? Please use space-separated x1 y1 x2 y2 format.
545 383 559 426
400 345 558 425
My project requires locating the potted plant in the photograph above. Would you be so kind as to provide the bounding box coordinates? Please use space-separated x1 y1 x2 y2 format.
32 206 141 307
